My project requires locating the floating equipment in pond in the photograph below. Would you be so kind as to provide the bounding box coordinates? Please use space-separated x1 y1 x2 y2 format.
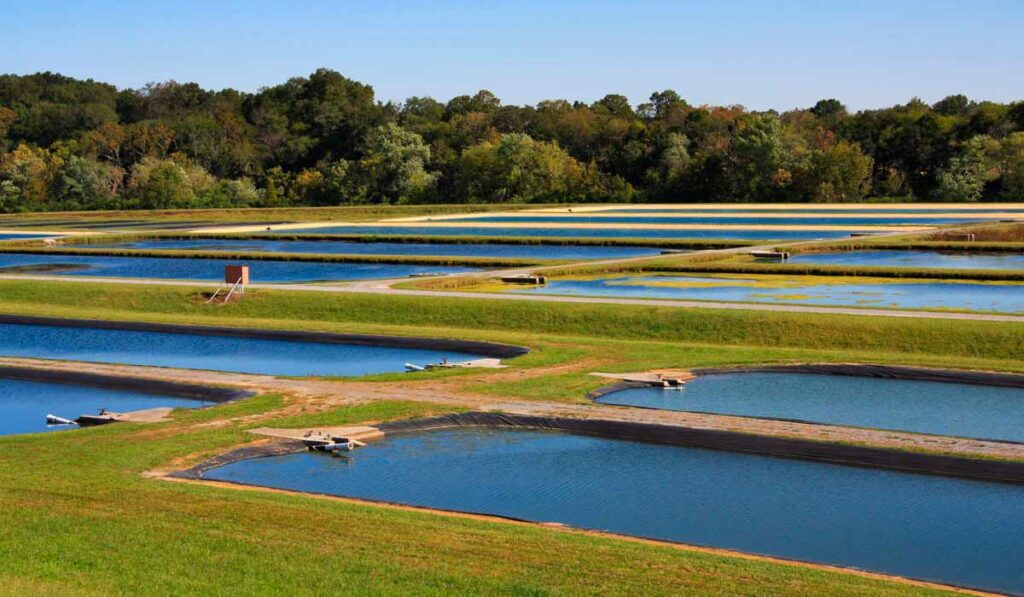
405 362 426 372
302 431 367 454
45 414 77 426
749 250 790 261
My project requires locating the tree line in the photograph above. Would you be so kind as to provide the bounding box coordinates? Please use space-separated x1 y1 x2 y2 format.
0 68 1022 212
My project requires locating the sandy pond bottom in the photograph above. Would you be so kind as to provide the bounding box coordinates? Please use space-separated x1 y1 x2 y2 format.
511 274 1024 312
205 427 1024 594
598 372 1024 442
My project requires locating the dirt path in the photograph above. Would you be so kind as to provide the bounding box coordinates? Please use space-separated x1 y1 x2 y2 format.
8 356 1023 461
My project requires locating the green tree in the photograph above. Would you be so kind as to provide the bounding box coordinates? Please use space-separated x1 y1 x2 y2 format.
357 124 436 203
130 159 194 209
455 133 603 202
932 94 971 116
0 143 61 210
935 136 999 201
52 155 116 209
797 141 874 202
730 114 788 200
810 99 846 118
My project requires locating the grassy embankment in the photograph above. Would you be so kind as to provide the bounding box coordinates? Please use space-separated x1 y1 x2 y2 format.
0 204 544 229
0 278 1017 594
1 277 1022 393
595 256 1024 282
784 222 1024 254
3 229 760 250
2 400 959 595
0 244 548 269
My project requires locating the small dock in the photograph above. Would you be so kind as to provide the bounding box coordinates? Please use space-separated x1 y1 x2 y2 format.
248 425 386 444
501 274 547 285
749 250 790 261
75 407 176 427
592 371 696 388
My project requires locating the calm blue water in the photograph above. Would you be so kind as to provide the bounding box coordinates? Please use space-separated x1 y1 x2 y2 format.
598 373 1024 442
88 238 663 260
448 215 975 225
0 377 211 436
292 225 869 241
515 274 1024 313
789 250 1024 271
0 323 482 376
206 427 1024 593
0 253 475 283
0 233 54 241
596 207 1024 214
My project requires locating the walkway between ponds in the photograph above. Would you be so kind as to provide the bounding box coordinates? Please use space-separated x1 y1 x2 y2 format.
7 356 1023 463
5 228 1021 322
4 272 1023 323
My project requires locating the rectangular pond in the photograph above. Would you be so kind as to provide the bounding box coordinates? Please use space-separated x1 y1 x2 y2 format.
597 372 1024 442
0 322 485 377
288 225 871 241
0 233 58 241
82 238 664 260
0 253 476 283
593 206 1024 214
0 377 212 436
204 427 1024 594
511 274 1024 313
440 214 979 226
789 250 1024 271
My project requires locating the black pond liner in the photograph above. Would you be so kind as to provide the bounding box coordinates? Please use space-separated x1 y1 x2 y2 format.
0 365 254 404
176 412 1024 486
0 314 529 360
687 363 1024 389
585 364 1024 446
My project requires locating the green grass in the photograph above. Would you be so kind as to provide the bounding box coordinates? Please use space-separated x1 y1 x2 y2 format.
0 278 1022 361
17 229 760 250
788 239 1024 254
0 245 546 268
0 277 1017 594
0 204 544 227
0 396 952 595
626 258 1024 281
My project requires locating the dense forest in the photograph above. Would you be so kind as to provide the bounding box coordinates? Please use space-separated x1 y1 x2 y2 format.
0 68 1022 212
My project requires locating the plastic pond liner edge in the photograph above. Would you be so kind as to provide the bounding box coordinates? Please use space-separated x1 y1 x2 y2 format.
585 363 1024 404
174 411 1024 486
0 364 254 404
0 314 530 360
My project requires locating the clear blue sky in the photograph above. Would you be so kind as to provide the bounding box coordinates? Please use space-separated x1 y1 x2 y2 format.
3 0 1022 111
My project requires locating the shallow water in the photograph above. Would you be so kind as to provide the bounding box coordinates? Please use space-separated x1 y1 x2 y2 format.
0 233 54 241
789 250 1024 270
598 372 1024 442
513 274 1024 313
88 238 663 260
0 323 483 376
0 378 211 436
0 253 475 283
594 206 1024 214
205 427 1024 593
289 225 869 240
447 214 976 225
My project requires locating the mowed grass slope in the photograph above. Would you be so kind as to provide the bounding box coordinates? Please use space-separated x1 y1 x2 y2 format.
0 400 952 595
0 279 1016 594
0 279 1020 362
